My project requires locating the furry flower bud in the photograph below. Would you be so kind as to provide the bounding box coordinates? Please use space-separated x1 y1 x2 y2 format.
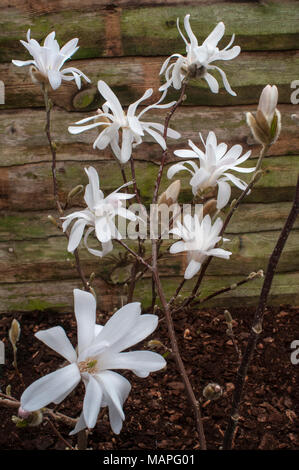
246 85 281 146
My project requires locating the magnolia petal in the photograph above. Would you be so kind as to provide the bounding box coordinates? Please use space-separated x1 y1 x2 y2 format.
47 69 62 90
94 302 141 350
204 72 219 94
100 351 166 375
21 363 80 412
74 288 97 357
69 412 87 435
35 326 77 363
184 259 201 279
207 247 232 259
67 218 87 252
97 80 124 123
169 240 186 254
12 59 35 67
96 371 131 425
83 375 103 429
108 314 159 353
217 180 231 209
120 128 133 163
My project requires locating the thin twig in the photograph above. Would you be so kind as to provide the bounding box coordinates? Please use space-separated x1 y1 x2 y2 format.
0 393 77 427
42 85 90 291
115 239 152 271
223 174 299 450
45 417 75 450
150 82 206 449
192 271 263 307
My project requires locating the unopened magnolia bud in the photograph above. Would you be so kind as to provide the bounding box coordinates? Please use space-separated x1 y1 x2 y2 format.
230 283 237 290
203 199 217 217
257 269 264 278
252 321 263 335
158 180 181 206
18 406 31 420
203 383 223 401
224 310 233 324
147 340 164 349
14 409 43 428
89 272 96 283
9 319 20 348
89 287 96 299
67 185 84 202
246 85 281 145
29 66 48 86
6 385 11 396
47 215 60 228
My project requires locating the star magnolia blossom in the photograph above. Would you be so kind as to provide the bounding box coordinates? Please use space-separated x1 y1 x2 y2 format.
68 80 181 164
170 214 231 279
12 29 90 90
62 166 136 256
168 131 255 210
21 289 166 435
159 14 240 96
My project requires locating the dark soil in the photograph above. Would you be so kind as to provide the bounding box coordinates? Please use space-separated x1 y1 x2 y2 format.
0 304 298 450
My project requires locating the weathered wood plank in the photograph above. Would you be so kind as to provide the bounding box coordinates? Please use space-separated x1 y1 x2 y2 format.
0 105 297 167
121 3 299 55
1 52 298 110
0 156 298 211
1 271 299 314
1 228 298 283
1 202 299 244
0 2 298 64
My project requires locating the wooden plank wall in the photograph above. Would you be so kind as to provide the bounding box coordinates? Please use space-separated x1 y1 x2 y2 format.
0 0 299 313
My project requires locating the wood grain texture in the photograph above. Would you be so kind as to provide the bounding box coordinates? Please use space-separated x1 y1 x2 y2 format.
1 52 298 110
1 271 299 313
1 2 298 64
1 228 299 284
0 156 298 211
1 0 298 313
1 105 298 167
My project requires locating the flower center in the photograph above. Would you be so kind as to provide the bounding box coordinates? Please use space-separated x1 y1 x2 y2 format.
78 357 99 375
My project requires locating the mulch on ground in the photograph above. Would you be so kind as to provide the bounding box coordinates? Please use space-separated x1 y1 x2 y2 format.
0 303 298 450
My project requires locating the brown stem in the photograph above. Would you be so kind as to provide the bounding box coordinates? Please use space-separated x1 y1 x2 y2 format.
42 86 89 291
0 393 77 427
152 81 187 205
223 174 299 450
77 429 88 450
150 82 206 449
152 269 207 449
115 239 152 271
45 417 75 450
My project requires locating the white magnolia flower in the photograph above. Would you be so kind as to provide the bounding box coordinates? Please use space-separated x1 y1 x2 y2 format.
12 29 90 90
168 131 255 209
170 214 231 279
159 14 240 96
21 289 166 435
68 80 181 164
62 166 136 256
